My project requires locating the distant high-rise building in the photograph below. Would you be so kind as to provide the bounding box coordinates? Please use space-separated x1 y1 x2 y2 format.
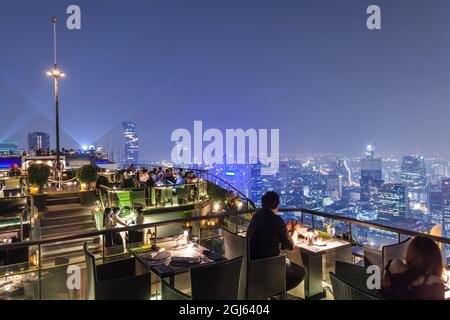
275 161 303 207
442 179 450 237
428 190 443 225
360 145 383 203
401 156 427 219
250 162 274 206
28 132 50 152
336 159 352 186
122 121 139 167
377 183 406 220
0 141 19 156
401 155 427 194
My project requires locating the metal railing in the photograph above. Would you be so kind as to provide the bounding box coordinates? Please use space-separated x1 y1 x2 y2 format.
98 181 208 210
0 208 254 300
1 206 450 299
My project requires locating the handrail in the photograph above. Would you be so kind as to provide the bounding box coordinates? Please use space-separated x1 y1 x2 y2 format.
2 207 450 250
98 181 202 192
278 208 450 245
0 208 255 250
120 163 256 208
204 172 257 208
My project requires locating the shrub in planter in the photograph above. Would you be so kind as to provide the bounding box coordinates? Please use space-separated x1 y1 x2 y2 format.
77 164 100 205
28 163 51 209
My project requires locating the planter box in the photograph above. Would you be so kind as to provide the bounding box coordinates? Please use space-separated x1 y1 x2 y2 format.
79 190 97 206
32 194 48 210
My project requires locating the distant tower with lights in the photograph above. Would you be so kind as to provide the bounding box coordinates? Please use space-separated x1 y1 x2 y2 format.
359 144 383 203
28 132 50 152
122 121 139 167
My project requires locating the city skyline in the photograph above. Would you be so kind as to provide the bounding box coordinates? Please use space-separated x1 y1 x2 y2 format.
2 1 450 160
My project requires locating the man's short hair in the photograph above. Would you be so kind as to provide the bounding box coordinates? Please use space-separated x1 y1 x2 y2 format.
261 191 280 210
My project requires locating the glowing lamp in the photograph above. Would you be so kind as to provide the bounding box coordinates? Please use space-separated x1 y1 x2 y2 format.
213 202 221 213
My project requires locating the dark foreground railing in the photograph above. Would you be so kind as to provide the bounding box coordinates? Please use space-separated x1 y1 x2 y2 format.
1 206 449 300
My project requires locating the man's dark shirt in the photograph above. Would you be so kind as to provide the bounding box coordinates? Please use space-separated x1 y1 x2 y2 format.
246 208 294 260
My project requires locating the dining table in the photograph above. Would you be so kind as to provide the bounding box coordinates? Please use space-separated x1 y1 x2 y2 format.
292 234 352 300
129 239 225 288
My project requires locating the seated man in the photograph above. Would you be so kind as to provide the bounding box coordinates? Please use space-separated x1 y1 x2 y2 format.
246 191 305 292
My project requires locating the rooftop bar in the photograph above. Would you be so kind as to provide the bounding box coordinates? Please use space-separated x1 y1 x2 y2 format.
0 165 449 300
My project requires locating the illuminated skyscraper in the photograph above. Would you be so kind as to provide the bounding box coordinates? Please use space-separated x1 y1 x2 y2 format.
360 145 383 203
250 162 274 206
442 179 450 237
28 132 50 152
377 183 406 221
400 155 427 194
400 155 427 219
122 121 139 167
335 159 351 186
428 190 443 225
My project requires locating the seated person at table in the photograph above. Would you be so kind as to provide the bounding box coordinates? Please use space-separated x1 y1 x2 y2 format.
246 191 306 292
122 169 134 188
381 236 446 300
139 168 152 186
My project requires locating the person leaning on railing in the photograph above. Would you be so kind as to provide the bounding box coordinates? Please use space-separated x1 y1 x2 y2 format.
246 191 306 292
380 236 447 300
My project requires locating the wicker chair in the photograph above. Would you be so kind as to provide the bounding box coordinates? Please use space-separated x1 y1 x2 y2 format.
335 260 382 297
222 228 287 300
161 279 191 300
84 242 151 300
330 272 381 300
161 256 243 300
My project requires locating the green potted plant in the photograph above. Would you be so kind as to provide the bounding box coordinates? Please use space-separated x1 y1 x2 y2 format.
27 163 51 209
181 210 193 232
76 164 99 205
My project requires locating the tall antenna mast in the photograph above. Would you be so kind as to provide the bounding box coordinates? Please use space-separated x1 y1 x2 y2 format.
47 16 65 190
52 16 57 66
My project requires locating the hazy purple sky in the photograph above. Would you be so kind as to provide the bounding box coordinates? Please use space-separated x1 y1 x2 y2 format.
1 0 450 160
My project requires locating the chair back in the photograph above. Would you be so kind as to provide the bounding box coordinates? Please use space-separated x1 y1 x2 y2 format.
190 256 243 300
382 237 412 269
161 279 190 300
222 228 248 299
330 272 380 300
95 272 151 300
335 260 380 295
83 242 97 300
363 246 382 269
247 255 286 300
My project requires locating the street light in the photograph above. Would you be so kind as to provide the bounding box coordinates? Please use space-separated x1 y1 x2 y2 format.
46 16 65 190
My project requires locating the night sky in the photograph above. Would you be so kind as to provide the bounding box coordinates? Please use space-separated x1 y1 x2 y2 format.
1 0 450 160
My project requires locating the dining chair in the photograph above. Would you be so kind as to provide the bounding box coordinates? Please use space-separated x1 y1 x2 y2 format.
363 237 412 271
222 228 248 299
335 260 381 297
83 242 151 300
222 228 287 300
161 256 243 300
329 272 381 300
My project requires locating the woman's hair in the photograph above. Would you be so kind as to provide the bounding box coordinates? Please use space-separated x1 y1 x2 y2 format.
405 236 443 280
104 207 112 215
